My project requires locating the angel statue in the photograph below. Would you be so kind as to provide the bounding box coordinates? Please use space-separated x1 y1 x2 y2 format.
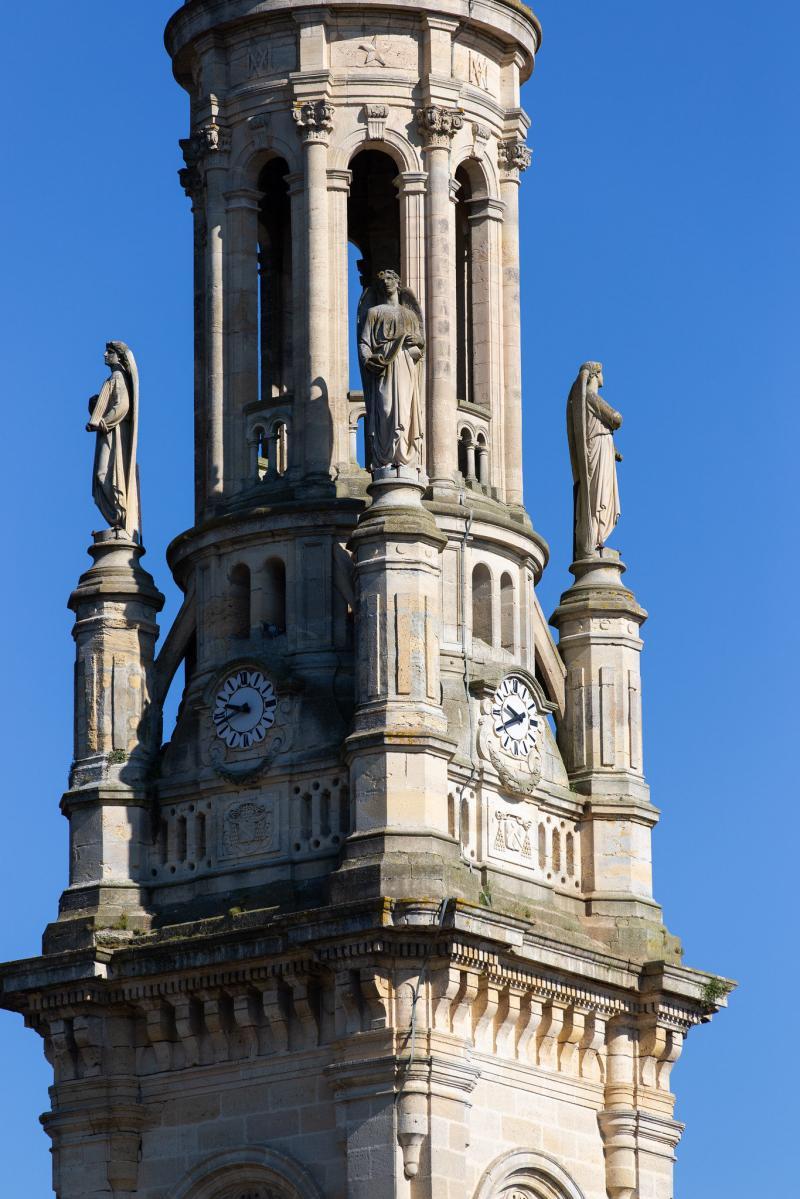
358 269 425 471
566 361 623 560
86 341 140 540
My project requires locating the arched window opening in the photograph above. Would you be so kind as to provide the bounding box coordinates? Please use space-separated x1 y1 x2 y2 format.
263 557 286 636
476 431 490 485
355 413 367 468
348 150 401 287
257 158 292 404
229 563 251 639
472 562 493 645
251 424 268 480
348 150 402 408
500 571 515 652
272 421 288 476
459 427 476 481
455 165 475 406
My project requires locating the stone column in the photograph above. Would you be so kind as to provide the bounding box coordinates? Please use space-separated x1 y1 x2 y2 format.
294 99 334 485
224 187 261 492
396 171 428 307
179 157 208 522
328 167 353 474
498 135 532 508
46 535 164 952
597 1016 638 1199
286 170 306 475
195 122 231 508
417 106 463 492
550 553 660 928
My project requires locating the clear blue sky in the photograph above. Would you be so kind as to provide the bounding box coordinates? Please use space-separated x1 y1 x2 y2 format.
0 2 796 1194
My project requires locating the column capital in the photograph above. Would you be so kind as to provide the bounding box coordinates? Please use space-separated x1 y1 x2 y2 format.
293 98 335 144
394 170 428 196
468 196 506 223
416 105 464 149
327 168 352 193
223 186 262 212
498 137 533 177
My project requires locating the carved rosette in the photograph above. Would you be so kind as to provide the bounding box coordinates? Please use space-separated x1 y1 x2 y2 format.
293 99 335 143
498 137 533 175
363 103 389 141
416 104 464 148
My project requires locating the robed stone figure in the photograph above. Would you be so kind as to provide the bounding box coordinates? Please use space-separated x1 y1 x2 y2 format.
86 341 140 539
567 361 622 559
358 269 425 470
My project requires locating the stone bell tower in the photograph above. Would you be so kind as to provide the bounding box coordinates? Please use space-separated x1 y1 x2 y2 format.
0 3 730 1199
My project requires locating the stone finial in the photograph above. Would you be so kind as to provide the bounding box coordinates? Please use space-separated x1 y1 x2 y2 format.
293 99 335 142
416 104 464 147
498 138 533 174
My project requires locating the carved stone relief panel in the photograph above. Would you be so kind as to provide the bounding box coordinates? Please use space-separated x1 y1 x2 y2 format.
490 799 535 870
219 791 280 862
229 32 298 87
330 21 420 73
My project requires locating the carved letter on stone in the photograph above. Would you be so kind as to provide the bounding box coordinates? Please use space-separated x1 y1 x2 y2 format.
469 51 490 91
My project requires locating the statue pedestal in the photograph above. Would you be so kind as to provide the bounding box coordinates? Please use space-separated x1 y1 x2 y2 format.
44 533 164 952
551 550 665 937
333 471 460 902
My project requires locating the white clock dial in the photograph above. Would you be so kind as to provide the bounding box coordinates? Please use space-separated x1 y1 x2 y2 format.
213 668 277 750
491 676 542 759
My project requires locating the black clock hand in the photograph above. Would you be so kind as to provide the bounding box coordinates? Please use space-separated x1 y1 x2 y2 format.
502 709 525 731
224 701 251 714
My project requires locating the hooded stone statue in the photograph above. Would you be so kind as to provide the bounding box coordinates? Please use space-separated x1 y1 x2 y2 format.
566 361 622 559
358 269 425 471
86 340 140 540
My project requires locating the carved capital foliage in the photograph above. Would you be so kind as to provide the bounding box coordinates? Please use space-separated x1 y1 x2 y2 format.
294 99 335 142
179 121 231 198
498 137 533 174
416 104 464 148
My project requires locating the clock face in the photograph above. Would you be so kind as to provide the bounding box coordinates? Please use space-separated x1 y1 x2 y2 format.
213 668 277 750
491 676 542 759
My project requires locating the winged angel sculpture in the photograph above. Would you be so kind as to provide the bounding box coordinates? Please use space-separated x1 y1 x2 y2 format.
86 341 140 539
566 361 622 559
357 269 425 472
